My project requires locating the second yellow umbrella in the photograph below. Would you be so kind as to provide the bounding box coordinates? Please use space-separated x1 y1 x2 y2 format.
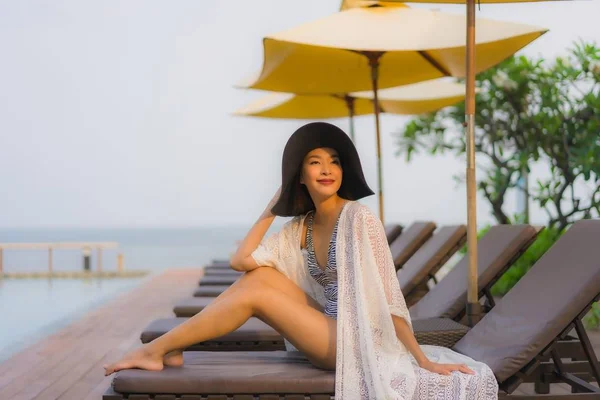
235 79 466 142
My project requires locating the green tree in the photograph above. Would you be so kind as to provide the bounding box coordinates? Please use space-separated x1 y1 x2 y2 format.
395 42 600 230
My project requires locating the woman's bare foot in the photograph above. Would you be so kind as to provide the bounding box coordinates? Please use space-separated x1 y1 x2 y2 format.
103 346 164 376
163 350 184 367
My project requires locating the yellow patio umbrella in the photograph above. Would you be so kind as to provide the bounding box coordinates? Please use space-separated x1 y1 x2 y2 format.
239 2 547 226
343 0 562 326
234 79 467 141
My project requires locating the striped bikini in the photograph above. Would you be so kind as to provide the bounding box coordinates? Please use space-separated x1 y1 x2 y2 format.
305 210 341 320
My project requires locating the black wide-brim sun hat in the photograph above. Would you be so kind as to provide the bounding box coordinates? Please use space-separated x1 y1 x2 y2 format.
271 122 374 217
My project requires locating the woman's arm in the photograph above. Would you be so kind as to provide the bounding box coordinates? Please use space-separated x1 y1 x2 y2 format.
229 187 280 272
391 315 475 376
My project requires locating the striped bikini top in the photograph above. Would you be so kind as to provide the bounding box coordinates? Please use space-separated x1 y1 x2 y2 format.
305 209 342 320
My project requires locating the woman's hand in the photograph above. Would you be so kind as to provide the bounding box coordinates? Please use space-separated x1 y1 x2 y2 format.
419 360 475 376
262 186 282 217
231 186 281 272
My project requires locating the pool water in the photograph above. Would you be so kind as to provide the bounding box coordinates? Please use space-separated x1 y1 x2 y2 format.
0 276 146 362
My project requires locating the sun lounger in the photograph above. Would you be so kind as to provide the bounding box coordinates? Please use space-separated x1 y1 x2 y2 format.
204 268 242 276
409 224 541 321
454 219 600 396
198 274 242 286
142 225 537 352
105 220 600 399
193 284 231 297
398 223 593 392
204 260 231 271
172 297 213 317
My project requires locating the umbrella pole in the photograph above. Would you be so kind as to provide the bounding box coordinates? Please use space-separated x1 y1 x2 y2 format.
367 53 385 224
466 0 481 327
344 95 356 143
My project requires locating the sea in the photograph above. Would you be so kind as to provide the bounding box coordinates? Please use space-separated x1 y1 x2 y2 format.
0 225 258 362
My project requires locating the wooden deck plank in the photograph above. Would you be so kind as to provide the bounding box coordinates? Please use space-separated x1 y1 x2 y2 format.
0 306 120 397
0 268 204 400
56 334 140 400
26 337 122 400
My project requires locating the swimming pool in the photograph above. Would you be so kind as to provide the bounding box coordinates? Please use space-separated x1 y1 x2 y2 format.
0 276 146 362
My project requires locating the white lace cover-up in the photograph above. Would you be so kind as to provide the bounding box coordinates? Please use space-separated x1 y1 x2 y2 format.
252 201 498 400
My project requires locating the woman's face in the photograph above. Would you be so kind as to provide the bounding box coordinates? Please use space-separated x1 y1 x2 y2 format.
300 147 343 201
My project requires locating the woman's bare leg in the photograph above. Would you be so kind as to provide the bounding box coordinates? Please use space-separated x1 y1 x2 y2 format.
103 267 336 375
158 267 325 367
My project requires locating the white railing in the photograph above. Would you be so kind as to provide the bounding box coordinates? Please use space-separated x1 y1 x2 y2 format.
0 242 123 277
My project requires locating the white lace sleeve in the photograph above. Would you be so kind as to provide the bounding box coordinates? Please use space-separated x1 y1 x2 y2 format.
250 230 281 268
362 208 413 329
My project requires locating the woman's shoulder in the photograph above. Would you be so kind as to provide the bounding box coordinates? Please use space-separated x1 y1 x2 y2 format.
280 214 309 234
344 201 378 222
280 202 377 226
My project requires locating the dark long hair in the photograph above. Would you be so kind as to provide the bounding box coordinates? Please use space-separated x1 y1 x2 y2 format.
288 169 315 216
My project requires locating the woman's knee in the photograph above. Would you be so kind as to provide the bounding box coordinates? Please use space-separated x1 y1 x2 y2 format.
308 357 336 371
239 267 321 311
229 270 277 308
236 267 280 289
251 285 284 317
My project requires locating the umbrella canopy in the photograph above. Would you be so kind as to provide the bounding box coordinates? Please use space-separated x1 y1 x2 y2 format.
235 79 466 141
234 80 466 119
234 92 372 120
240 4 547 94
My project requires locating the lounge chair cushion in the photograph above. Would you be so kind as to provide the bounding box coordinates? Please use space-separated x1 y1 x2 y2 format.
199 275 240 286
398 225 466 295
174 297 213 317
112 351 335 395
194 285 230 297
390 222 436 269
384 223 403 244
204 269 242 276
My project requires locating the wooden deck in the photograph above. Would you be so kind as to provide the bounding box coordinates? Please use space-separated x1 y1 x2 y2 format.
0 268 204 400
0 267 598 399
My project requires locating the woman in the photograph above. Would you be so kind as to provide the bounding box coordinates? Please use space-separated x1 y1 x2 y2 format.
103 122 498 399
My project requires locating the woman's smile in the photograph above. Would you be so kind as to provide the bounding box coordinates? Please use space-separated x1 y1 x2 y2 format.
317 179 335 186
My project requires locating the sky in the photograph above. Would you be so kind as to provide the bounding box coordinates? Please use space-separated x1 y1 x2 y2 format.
0 0 598 229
